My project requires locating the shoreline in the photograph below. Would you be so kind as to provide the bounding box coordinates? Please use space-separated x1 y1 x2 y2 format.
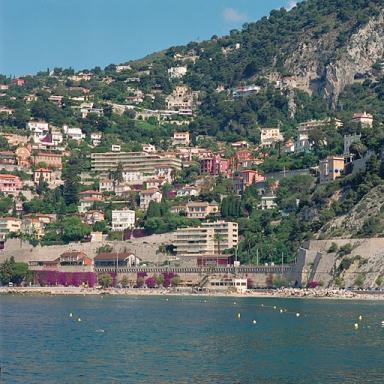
1 287 384 301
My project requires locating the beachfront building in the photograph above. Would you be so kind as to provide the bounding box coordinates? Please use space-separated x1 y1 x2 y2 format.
174 226 215 258
208 277 248 293
174 221 238 264
94 252 139 267
111 209 135 231
201 221 238 254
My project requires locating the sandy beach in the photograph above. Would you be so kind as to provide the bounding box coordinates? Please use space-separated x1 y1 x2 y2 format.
1 286 384 300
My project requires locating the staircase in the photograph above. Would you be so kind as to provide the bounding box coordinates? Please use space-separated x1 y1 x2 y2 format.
198 274 209 289
308 251 322 283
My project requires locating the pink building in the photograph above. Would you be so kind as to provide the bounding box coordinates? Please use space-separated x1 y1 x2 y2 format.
239 170 265 186
0 174 22 194
200 155 229 175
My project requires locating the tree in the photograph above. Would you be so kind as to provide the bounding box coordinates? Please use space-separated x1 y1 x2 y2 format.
120 275 130 288
98 273 113 288
36 172 48 195
110 162 124 188
0 258 13 285
11 262 29 285
62 157 81 206
0 257 29 286
349 142 367 159
154 274 164 287
61 217 91 243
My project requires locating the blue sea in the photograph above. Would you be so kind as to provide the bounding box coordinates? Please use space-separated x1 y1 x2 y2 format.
1 295 383 383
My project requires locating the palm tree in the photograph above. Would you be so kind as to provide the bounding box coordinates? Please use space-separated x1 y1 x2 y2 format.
214 233 224 267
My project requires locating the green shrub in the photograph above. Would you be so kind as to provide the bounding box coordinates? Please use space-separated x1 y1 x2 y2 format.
328 242 338 253
338 243 353 257
354 274 365 288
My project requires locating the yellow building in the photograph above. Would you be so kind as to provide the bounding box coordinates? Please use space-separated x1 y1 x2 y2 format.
319 155 345 184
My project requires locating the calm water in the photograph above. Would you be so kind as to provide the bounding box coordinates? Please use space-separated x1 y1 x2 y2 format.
1 295 383 384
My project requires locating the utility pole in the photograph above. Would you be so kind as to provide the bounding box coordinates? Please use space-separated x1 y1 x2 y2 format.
281 251 284 277
115 241 119 287
256 248 259 266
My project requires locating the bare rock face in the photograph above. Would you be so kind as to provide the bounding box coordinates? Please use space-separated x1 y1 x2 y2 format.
283 11 384 108
324 11 384 108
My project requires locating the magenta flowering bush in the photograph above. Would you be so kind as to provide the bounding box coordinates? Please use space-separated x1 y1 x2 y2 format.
145 277 156 288
163 272 177 287
34 271 97 287
307 281 319 289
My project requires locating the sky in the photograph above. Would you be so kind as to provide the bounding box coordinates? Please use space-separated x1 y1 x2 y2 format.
0 0 294 76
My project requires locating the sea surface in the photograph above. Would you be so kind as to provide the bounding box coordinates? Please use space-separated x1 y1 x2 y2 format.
1 295 383 384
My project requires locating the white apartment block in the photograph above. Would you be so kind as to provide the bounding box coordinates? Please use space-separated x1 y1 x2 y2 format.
168 66 187 79
90 151 182 175
0 217 21 235
139 189 162 210
260 128 284 146
172 131 190 146
174 221 238 258
166 86 198 111
112 209 135 231
27 120 49 132
352 112 373 127
63 125 85 141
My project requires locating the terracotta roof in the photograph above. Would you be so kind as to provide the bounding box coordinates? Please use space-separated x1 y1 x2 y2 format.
0 174 20 180
60 250 88 259
140 188 159 195
79 190 102 195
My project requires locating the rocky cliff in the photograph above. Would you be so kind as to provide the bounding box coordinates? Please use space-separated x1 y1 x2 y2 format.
283 11 384 107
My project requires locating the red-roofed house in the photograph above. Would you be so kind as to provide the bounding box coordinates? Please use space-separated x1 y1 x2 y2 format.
0 174 22 194
79 190 103 200
200 155 229 175
239 170 265 187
